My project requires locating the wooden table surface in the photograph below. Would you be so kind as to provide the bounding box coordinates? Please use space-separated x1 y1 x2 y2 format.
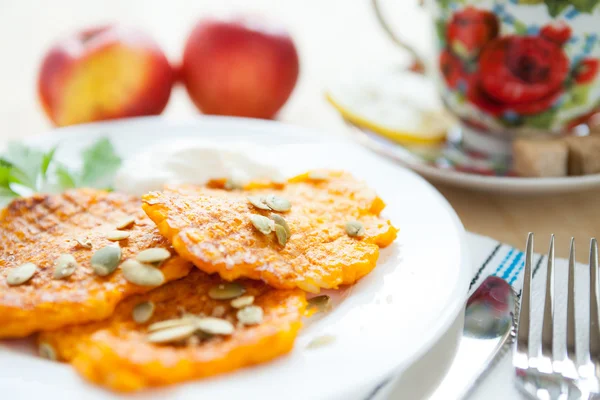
1 0 598 261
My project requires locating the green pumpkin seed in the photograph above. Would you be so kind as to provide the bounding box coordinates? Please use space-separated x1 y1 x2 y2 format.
148 317 197 332
231 295 255 309
115 216 136 229
247 195 271 210
195 317 235 335
133 301 155 324
136 248 171 264
74 237 92 249
208 282 246 300
275 224 288 246
308 171 328 181
146 324 197 344
53 254 78 280
236 305 263 325
105 230 130 241
91 245 122 276
308 295 331 312
345 221 365 237
270 213 291 236
265 195 291 212
121 259 165 287
38 342 57 361
307 334 336 349
7 263 37 286
250 214 274 235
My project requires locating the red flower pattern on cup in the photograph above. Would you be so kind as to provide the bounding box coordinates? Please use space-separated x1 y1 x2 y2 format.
540 21 572 46
573 59 600 84
439 49 467 89
446 7 499 59
467 36 569 116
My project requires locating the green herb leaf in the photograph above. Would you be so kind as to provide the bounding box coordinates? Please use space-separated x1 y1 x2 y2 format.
78 138 122 189
41 146 57 179
55 164 77 190
3 142 46 189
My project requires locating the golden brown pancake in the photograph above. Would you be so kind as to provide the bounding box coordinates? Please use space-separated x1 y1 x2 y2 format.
142 170 397 292
0 189 192 338
39 269 306 392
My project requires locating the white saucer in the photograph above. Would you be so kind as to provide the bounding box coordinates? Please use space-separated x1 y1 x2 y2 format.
348 124 600 194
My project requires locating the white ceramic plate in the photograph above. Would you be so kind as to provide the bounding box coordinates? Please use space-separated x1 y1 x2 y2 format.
348 124 600 195
0 116 469 400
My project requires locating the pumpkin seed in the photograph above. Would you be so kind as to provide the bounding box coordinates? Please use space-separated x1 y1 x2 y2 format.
308 171 328 181
236 305 263 325
147 324 197 344
115 216 136 229
53 254 78 280
265 195 291 212
270 213 290 236
38 342 57 361
105 230 130 241
148 317 197 332
231 295 255 309
121 259 165 287
208 282 246 300
247 195 271 210
74 237 92 249
7 262 37 286
345 221 365 237
133 301 155 324
91 245 122 276
307 334 336 349
275 224 288 246
308 295 331 312
195 317 235 335
136 248 171 264
250 214 274 235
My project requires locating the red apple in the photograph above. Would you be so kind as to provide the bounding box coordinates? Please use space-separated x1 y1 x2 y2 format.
38 25 174 127
181 17 300 119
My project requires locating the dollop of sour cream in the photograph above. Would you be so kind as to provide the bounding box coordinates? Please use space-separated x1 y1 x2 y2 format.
114 139 283 196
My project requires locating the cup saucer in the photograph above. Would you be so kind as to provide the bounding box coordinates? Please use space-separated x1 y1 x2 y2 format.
346 121 600 194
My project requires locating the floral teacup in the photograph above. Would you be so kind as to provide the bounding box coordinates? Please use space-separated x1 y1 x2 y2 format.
373 0 600 155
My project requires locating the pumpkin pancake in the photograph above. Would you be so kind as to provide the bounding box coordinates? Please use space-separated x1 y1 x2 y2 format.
0 189 192 338
39 269 306 392
142 170 397 293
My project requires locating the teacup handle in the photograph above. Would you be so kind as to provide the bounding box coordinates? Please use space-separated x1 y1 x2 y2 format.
371 0 426 74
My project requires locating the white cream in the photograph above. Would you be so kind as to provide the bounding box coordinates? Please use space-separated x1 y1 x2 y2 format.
114 139 283 196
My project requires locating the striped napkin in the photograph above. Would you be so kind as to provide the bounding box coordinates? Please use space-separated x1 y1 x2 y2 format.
384 232 589 400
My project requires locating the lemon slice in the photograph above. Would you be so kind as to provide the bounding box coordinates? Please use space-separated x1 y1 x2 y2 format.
326 69 454 145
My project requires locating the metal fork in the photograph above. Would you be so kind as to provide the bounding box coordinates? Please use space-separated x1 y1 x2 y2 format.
514 233 600 399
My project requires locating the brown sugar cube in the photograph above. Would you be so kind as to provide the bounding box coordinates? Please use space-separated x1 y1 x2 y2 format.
565 135 600 175
512 138 568 177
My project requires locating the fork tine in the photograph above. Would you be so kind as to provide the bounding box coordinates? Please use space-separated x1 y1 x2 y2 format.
566 238 576 363
541 235 555 360
590 238 600 365
517 232 534 358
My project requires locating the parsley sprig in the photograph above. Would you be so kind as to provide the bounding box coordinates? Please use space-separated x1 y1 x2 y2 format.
0 137 122 206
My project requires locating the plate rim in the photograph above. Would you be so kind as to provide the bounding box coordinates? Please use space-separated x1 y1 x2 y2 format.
5 115 471 398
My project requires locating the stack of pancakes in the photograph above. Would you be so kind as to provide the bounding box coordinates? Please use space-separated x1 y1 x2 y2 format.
0 170 397 392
